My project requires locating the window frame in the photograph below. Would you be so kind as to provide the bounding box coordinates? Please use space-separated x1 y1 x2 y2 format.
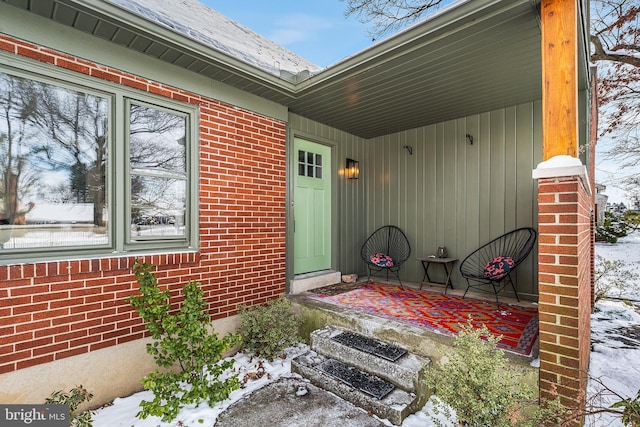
123 98 194 250
0 53 199 264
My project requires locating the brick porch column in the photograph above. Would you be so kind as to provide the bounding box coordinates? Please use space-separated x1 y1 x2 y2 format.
533 158 592 424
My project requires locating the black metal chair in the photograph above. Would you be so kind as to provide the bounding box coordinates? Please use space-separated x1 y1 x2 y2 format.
459 227 537 306
360 225 411 288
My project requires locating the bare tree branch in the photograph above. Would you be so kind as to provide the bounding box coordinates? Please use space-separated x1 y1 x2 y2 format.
341 0 453 39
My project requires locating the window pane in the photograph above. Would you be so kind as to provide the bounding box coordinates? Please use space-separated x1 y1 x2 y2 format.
0 72 109 250
129 104 186 174
128 103 187 240
130 175 186 238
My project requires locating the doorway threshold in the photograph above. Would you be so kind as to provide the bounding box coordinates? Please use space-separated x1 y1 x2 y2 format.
290 270 341 294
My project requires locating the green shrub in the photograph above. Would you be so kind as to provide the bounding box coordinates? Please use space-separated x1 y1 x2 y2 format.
128 260 241 422
238 296 301 361
610 388 640 425
621 210 640 231
45 385 93 427
597 211 632 243
424 322 566 426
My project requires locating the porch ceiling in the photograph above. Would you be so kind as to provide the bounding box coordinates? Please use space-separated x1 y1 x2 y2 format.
290 0 545 139
2 0 588 140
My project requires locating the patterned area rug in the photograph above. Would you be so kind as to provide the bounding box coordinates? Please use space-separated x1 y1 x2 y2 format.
311 282 539 356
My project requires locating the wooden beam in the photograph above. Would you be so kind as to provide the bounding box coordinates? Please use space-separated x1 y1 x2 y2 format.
541 0 579 160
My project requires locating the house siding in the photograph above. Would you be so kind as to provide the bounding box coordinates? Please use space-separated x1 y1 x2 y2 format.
0 34 287 378
358 105 541 298
290 105 541 300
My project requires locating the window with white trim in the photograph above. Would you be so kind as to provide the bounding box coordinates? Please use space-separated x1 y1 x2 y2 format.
0 64 197 261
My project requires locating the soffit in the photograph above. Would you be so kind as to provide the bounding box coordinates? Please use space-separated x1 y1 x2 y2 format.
1 0 300 103
292 0 545 138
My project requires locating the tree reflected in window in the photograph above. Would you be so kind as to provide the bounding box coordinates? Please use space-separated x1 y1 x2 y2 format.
129 103 187 239
0 71 108 249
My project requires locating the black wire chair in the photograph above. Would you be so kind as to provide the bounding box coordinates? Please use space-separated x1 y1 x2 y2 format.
360 225 411 288
459 227 537 307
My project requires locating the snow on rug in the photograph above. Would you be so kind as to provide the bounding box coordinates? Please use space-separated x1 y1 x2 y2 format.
311 282 539 356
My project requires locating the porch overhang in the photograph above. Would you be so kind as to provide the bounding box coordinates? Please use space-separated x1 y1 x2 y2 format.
1 0 591 140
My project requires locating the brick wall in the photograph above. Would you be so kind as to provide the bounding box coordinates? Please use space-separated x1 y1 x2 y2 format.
537 176 592 422
0 35 287 374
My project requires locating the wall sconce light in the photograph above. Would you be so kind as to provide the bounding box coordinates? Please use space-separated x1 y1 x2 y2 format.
346 158 359 179
466 133 474 145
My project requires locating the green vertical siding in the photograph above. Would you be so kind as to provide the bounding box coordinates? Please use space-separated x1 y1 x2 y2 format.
289 100 541 300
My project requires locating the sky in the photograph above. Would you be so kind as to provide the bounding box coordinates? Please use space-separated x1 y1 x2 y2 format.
200 0 375 68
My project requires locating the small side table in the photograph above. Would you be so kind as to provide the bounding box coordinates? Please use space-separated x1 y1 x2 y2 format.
417 256 458 294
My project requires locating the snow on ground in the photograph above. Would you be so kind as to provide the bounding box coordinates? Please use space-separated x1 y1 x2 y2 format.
92 341 449 427
596 232 640 301
585 232 640 426
93 343 308 427
92 232 640 426
587 299 640 426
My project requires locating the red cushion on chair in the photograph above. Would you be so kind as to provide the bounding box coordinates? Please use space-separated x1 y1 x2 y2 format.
483 256 515 279
370 253 394 267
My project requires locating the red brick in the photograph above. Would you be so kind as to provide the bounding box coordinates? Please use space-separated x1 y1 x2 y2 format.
90 339 117 351
13 302 47 315
33 342 69 356
0 295 30 308
16 46 55 64
90 68 120 83
12 284 49 296
55 347 89 360
0 363 15 374
0 349 31 365
0 39 16 53
16 336 53 351
17 354 54 370
17 320 50 333
33 291 69 303
0 35 288 373
56 58 89 74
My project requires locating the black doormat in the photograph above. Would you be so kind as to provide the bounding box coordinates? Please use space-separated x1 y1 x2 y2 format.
319 359 395 400
331 331 407 362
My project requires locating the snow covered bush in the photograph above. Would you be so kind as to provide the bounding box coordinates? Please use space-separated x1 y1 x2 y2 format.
128 260 241 422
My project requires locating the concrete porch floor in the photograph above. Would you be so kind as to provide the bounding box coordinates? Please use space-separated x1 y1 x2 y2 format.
288 278 539 373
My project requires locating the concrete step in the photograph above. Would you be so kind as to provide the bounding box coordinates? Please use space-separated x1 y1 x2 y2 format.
310 326 428 392
292 326 430 425
292 350 423 426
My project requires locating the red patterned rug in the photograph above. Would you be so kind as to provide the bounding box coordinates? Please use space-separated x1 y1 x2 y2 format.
311 282 538 356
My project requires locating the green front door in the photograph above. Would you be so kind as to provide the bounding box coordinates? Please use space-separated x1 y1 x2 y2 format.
294 138 331 274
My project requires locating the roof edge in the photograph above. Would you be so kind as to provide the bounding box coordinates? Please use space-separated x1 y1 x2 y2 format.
66 0 302 96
